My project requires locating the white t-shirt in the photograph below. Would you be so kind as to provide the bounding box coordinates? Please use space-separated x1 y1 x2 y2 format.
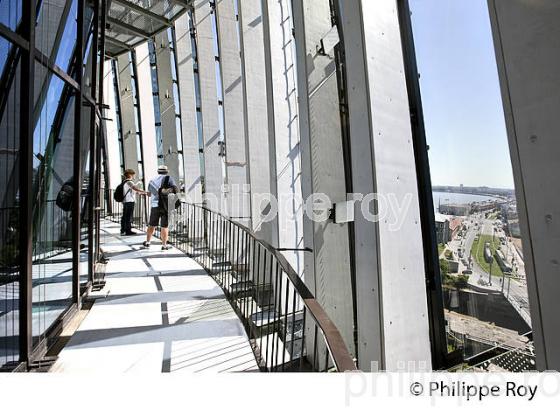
123 180 136 203
148 174 178 207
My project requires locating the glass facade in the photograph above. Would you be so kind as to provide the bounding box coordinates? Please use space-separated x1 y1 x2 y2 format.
32 71 75 342
0 0 103 369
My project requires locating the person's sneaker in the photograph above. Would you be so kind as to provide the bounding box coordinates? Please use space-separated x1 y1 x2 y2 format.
124 231 137 236
143 241 151 248
162 244 171 251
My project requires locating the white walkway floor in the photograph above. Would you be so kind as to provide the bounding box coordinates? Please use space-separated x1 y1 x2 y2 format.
50 221 259 373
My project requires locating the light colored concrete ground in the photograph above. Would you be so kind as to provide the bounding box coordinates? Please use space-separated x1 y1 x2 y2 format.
50 221 259 373
446 310 530 350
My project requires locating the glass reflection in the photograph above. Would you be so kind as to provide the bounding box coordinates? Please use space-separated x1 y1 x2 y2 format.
54 0 77 72
32 72 75 342
0 0 22 32
0 35 21 368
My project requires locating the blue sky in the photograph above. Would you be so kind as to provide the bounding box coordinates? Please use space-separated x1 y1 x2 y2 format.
409 0 515 189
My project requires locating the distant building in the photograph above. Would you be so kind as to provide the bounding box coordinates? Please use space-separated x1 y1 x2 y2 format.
500 203 521 238
435 213 451 244
448 260 459 274
472 201 498 213
508 220 521 238
507 208 518 220
449 217 463 240
439 203 470 216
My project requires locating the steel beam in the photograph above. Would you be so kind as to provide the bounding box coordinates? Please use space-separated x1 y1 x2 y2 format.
88 0 101 284
112 0 173 27
19 0 36 367
72 0 85 307
0 22 27 48
107 16 150 39
105 35 132 52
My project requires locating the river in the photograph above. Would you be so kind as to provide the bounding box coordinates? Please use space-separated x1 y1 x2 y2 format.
432 191 496 212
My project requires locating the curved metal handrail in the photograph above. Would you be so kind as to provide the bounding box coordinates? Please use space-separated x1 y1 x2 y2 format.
175 201 357 371
186 202 357 372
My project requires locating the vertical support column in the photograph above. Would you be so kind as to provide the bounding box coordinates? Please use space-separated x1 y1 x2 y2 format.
96 0 107 264
488 0 560 370
116 54 139 173
98 0 107 142
88 0 100 284
215 0 250 221
19 0 36 365
339 0 383 370
194 0 225 211
154 31 181 179
135 43 159 186
238 0 277 243
175 12 203 204
263 0 303 272
102 60 123 190
397 0 449 370
72 0 85 306
339 0 432 370
291 0 355 357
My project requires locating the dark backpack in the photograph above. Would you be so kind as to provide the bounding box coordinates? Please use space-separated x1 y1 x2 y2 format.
113 181 126 203
56 182 74 212
158 176 180 214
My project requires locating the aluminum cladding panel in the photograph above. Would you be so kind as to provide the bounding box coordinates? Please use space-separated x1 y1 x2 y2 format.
194 0 225 211
175 13 203 204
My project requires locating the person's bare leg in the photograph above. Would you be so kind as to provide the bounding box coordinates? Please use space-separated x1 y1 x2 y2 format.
146 226 156 242
161 227 169 246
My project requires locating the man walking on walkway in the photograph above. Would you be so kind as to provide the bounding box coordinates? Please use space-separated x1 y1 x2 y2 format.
143 165 179 250
121 169 149 236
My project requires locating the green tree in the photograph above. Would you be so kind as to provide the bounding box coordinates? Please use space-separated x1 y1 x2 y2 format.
439 258 449 275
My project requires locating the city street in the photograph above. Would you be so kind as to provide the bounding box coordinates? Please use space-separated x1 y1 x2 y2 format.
444 212 531 326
